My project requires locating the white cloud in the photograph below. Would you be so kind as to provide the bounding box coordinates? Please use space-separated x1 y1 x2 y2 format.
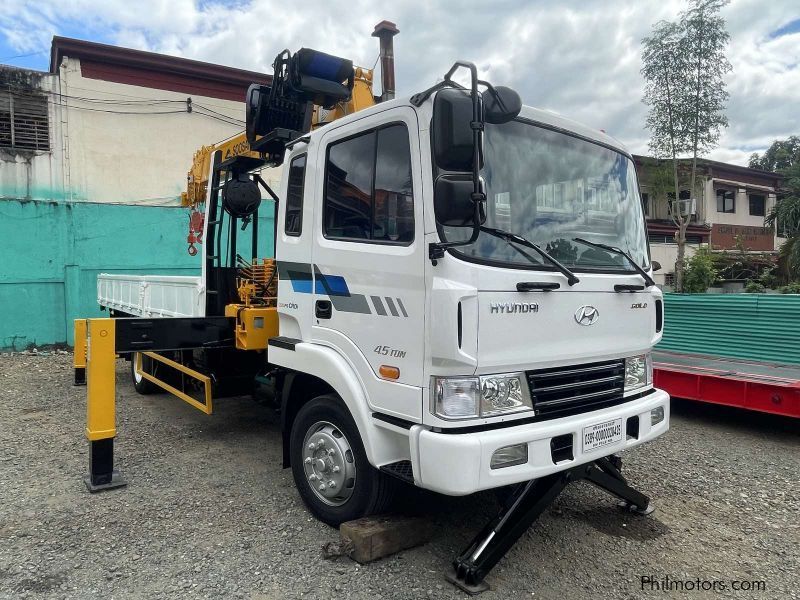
1 0 797 166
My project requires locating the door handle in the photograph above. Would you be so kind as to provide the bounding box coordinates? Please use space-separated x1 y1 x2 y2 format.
315 300 332 319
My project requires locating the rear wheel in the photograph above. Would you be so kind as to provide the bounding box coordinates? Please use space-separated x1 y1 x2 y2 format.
290 395 395 526
131 353 158 395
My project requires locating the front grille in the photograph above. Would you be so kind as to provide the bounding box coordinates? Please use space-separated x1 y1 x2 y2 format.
527 359 626 419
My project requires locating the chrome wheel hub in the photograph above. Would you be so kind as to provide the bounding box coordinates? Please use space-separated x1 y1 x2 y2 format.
302 421 356 506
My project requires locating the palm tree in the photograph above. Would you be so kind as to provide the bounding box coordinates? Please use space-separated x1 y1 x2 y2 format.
765 164 800 282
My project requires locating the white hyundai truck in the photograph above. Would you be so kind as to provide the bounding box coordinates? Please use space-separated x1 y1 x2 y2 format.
81 50 669 593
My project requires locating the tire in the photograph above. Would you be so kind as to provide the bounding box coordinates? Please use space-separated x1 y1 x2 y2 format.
131 352 158 395
290 394 395 526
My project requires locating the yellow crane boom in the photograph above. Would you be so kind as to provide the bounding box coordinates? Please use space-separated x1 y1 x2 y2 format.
181 67 376 210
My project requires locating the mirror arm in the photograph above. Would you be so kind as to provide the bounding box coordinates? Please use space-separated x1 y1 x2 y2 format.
477 79 511 115
252 174 280 204
411 80 466 107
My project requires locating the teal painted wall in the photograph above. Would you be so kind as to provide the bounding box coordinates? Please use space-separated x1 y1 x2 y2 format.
658 293 800 365
0 199 274 350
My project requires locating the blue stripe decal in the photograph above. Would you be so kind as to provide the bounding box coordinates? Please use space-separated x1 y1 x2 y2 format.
316 274 350 296
288 272 350 296
290 278 314 294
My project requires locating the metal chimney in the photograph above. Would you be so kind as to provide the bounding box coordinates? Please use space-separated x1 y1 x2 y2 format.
372 20 399 102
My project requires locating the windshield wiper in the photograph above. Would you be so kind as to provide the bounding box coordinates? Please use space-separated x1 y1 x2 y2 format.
480 226 580 286
572 237 655 287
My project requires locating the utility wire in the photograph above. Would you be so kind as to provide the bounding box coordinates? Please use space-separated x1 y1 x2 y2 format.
3 85 246 122
0 50 47 61
193 109 245 126
193 102 245 124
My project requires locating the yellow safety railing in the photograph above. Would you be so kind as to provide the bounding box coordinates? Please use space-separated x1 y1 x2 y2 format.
135 351 214 414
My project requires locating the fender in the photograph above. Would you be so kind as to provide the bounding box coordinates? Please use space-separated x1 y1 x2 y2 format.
270 341 410 468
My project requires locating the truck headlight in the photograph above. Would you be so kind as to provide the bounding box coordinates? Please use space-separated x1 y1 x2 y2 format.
432 373 532 420
624 353 652 392
432 377 481 419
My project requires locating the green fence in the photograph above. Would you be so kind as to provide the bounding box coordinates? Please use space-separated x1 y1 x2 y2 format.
0 199 274 350
658 293 800 365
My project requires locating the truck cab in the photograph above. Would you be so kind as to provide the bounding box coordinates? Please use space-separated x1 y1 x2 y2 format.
266 87 669 523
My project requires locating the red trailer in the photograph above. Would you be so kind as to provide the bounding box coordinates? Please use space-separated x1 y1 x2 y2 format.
654 350 800 418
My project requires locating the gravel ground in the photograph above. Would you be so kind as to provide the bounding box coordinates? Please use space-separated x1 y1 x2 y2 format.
0 351 797 600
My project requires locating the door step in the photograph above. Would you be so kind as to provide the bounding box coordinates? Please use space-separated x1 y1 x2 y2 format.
380 460 414 484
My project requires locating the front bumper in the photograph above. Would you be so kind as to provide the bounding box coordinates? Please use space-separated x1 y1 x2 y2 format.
410 388 669 495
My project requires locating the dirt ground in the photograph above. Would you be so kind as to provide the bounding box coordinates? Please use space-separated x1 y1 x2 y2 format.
0 352 797 599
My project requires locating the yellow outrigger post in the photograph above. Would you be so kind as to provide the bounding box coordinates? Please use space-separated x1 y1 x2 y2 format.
74 315 239 491
74 318 127 491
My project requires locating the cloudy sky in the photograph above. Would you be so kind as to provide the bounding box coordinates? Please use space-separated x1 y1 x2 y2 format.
1 0 797 166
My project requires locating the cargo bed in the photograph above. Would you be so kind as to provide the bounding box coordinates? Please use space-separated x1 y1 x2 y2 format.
654 350 800 418
97 273 204 318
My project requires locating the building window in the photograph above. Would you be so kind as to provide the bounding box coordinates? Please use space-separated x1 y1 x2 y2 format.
324 123 414 244
0 91 50 151
716 189 735 213
748 194 765 217
648 233 703 245
641 193 649 217
664 273 676 287
284 154 306 236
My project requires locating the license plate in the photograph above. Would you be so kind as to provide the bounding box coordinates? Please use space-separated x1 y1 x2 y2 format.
582 418 623 453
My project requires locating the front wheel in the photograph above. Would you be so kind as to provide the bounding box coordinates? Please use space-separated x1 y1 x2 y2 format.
290 395 395 526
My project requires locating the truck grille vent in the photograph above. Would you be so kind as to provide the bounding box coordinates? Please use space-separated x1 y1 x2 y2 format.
526 359 626 419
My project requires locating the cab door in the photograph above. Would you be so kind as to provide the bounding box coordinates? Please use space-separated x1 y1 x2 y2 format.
311 107 425 412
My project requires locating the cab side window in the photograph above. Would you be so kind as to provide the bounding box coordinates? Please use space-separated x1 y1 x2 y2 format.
285 154 306 236
324 124 414 244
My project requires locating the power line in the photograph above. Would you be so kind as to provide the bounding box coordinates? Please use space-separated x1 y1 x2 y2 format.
0 50 47 61
45 100 187 115
61 83 252 112
193 102 245 124
3 84 246 124
193 108 245 126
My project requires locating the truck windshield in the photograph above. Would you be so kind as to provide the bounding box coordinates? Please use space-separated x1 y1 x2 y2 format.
441 119 649 271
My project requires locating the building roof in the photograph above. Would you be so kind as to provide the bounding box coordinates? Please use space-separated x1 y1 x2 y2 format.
50 36 271 102
633 154 783 186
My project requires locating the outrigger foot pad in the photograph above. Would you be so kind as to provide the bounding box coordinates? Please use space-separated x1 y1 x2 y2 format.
617 500 655 516
445 567 491 596
447 457 654 594
84 471 127 493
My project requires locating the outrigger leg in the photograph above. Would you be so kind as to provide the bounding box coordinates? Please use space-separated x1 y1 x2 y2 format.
79 316 235 492
446 456 653 595
84 318 127 492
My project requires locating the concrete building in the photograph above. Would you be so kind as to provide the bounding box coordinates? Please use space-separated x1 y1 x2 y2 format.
0 38 274 350
634 155 783 287
1 37 275 205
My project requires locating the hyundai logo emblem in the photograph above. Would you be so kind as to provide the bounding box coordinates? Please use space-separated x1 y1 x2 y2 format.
574 305 599 326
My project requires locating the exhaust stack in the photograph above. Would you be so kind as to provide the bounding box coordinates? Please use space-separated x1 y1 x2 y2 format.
372 20 399 102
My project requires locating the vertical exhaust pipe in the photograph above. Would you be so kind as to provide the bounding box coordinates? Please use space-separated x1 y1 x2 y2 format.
372 20 399 102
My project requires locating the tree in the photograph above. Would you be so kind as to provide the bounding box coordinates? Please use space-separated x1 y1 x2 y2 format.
683 247 718 293
641 0 731 291
642 20 690 284
765 162 800 281
749 136 800 172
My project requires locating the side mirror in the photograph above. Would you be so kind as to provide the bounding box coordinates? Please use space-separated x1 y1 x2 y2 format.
434 175 486 227
432 88 483 172
652 260 662 272
483 86 522 124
